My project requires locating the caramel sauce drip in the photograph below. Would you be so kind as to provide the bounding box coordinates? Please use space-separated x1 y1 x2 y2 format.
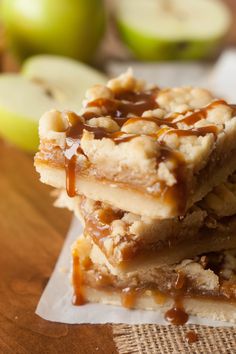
158 126 218 140
64 111 111 197
185 330 198 344
153 291 167 305
165 270 200 325
85 208 124 243
72 252 85 306
179 110 208 125
88 88 159 119
123 99 223 137
121 288 137 309
166 99 227 125
64 94 226 200
175 272 186 290
82 111 101 120
165 298 189 325
65 155 77 197
66 112 110 141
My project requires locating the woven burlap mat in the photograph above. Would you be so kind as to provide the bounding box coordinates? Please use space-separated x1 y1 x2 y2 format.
112 324 236 354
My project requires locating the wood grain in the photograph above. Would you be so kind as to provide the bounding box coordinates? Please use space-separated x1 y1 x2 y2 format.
0 139 117 354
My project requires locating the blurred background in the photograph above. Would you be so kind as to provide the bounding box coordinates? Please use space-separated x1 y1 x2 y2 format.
1 0 236 68
0 0 235 152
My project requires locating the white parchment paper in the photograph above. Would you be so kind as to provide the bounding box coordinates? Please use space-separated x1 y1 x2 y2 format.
36 50 236 326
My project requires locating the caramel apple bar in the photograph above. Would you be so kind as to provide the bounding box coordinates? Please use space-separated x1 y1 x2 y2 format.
72 235 236 324
35 70 236 218
55 173 236 270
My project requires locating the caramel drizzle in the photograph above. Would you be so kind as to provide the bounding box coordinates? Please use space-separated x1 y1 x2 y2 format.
121 288 137 309
166 99 227 125
87 88 160 119
85 207 125 251
122 99 226 131
157 126 218 141
64 92 229 202
65 155 77 197
185 331 198 344
64 89 160 197
72 251 85 305
165 271 189 325
164 298 189 325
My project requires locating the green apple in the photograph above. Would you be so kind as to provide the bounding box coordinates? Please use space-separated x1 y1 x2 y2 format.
1 0 106 62
22 55 107 112
116 0 232 60
0 55 107 152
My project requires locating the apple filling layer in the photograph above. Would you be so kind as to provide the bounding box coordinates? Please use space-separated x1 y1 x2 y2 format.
72 236 236 324
35 70 236 218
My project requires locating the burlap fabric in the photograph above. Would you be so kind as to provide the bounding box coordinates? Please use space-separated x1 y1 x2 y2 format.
113 324 236 354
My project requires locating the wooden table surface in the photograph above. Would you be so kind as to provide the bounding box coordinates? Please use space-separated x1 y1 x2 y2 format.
0 139 117 354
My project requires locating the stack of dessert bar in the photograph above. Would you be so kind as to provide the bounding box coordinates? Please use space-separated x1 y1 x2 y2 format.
35 70 236 324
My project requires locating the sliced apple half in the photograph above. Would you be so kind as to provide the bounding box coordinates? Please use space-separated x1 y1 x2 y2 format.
116 0 232 60
0 56 106 152
22 55 107 112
